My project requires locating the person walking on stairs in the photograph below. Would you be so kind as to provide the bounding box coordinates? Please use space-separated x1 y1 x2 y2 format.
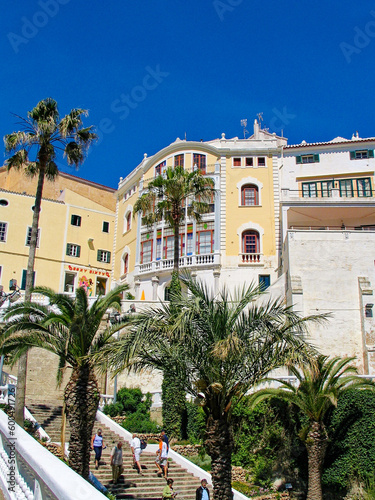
110 441 123 485
196 478 210 500
91 428 105 470
162 478 177 499
130 433 143 475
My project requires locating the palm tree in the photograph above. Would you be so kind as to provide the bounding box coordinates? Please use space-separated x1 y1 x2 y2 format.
250 355 375 500
133 165 215 275
3 98 97 425
100 275 325 500
0 284 128 479
133 166 215 436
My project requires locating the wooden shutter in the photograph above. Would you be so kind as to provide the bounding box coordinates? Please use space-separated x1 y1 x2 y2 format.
296 156 302 164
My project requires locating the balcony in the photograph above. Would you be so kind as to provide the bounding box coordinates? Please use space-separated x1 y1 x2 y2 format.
239 253 263 265
137 253 220 274
281 188 375 203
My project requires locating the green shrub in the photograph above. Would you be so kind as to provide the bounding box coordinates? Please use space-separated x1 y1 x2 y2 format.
188 453 211 472
123 411 161 433
186 400 206 443
103 402 123 417
323 389 375 489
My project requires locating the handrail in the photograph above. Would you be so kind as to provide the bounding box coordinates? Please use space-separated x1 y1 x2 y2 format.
0 410 105 500
95 409 249 500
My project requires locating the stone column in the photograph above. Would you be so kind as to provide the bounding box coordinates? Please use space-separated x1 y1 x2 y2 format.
213 270 220 295
152 276 159 301
134 279 141 300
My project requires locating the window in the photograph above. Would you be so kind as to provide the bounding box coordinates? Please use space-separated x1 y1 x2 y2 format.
296 154 320 164
196 223 214 254
241 185 259 206
174 154 184 168
71 214 82 227
339 179 354 197
123 254 129 274
140 239 152 263
365 304 373 318
102 221 109 233
155 161 166 176
156 231 162 260
245 157 253 167
350 149 374 160
126 212 131 231
66 243 81 257
233 158 241 167
259 275 270 290
97 249 111 263
164 235 174 259
321 180 334 197
357 178 372 197
64 273 75 293
0 222 7 242
257 157 266 167
21 270 35 290
0 200 8 206
186 226 193 255
302 182 318 198
96 277 107 296
193 154 206 174
242 230 259 254
26 227 40 247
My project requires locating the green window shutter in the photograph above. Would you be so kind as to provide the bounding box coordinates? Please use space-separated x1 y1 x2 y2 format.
107 252 111 263
66 244 70 256
296 156 302 164
21 270 35 290
76 245 81 258
350 151 356 160
368 149 374 158
313 154 320 163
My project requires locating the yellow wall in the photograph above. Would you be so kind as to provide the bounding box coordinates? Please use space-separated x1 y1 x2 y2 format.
0 170 116 296
225 156 276 257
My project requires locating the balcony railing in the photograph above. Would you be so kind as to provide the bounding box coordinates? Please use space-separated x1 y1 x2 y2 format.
138 253 219 274
281 188 375 201
239 253 263 264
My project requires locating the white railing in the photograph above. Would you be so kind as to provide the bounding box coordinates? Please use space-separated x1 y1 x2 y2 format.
95 410 249 500
239 253 263 264
0 410 105 500
138 253 220 274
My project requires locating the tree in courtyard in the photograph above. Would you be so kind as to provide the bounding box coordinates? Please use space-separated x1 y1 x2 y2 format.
133 165 215 436
250 355 375 500
99 275 325 500
0 284 128 479
3 98 97 425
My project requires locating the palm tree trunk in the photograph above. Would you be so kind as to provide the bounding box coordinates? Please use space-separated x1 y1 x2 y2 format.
305 422 328 500
15 164 45 426
205 414 234 500
173 222 180 273
64 364 100 479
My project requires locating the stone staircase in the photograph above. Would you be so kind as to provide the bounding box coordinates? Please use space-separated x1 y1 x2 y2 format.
26 401 202 499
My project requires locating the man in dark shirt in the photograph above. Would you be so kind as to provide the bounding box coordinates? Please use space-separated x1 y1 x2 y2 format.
196 478 210 500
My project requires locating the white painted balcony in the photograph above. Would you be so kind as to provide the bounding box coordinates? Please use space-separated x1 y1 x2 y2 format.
137 252 220 275
239 253 263 265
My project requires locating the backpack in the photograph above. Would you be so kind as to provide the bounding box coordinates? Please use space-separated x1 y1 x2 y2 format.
140 439 147 450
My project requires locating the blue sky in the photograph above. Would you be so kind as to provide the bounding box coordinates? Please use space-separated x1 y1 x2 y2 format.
1 1 375 188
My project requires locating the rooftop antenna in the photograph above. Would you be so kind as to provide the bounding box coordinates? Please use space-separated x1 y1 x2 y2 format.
240 119 248 139
257 112 263 126
184 132 187 141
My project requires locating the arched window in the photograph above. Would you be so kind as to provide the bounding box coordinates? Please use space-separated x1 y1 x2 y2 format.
241 184 259 206
123 254 129 274
241 230 260 263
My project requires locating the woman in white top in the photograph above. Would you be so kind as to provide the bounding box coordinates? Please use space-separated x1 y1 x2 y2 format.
160 434 169 479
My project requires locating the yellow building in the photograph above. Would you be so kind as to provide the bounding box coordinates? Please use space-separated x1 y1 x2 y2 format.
0 167 116 298
114 120 286 300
